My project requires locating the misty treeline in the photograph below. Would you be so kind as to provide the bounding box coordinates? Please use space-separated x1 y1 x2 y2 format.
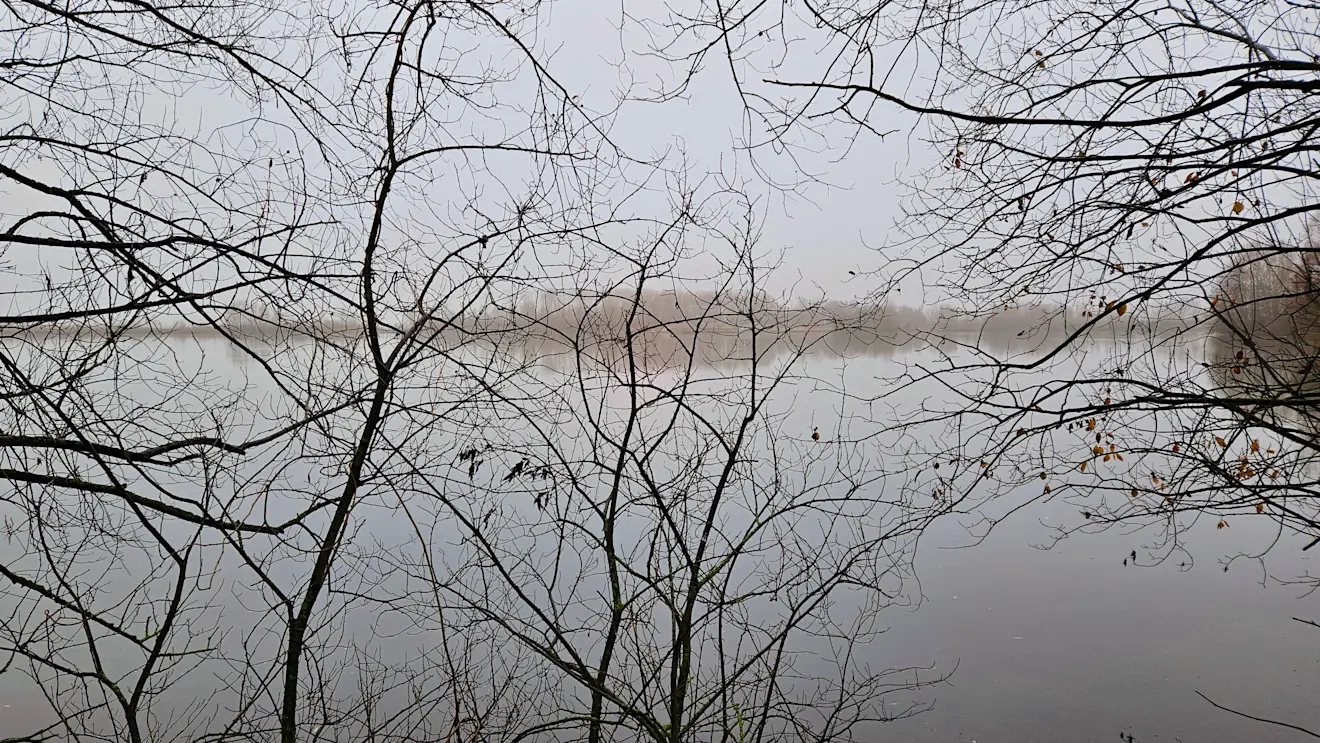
5 285 1202 365
1204 222 1320 455
486 291 1198 368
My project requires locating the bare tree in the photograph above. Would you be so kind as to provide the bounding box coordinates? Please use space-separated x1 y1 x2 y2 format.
636 0 1320 567
630 0 1320 734
368 200 943 743
1 2 942 741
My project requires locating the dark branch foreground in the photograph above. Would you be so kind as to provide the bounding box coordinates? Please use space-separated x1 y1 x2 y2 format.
630 0 1320 735
0 2 946 741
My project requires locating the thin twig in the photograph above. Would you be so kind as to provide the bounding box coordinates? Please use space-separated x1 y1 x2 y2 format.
1195 691 1320 739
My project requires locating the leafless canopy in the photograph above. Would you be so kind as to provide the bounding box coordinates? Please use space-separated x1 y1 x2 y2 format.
642 0 1320 567
0 1 940 741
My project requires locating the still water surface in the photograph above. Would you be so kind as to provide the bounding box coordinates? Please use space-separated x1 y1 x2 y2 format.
882 503 1317 742
0 339 1315 742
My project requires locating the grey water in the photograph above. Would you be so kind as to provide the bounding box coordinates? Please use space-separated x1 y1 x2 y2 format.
884 503 1318 743
0 337 1315 742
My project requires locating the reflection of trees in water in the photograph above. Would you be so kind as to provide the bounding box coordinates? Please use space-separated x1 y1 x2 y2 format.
469 289 920 373
1208 241 1320 441
517 327 906 375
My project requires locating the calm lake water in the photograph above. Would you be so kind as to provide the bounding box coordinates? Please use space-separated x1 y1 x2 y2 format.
882 507 1318 743
0 337 1315 742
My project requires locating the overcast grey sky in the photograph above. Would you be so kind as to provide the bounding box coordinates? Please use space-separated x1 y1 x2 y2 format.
0 0 938 318
542 0 927 295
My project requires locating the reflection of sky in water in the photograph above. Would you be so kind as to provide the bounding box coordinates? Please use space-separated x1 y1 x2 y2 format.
0 336 1315 741
875 496 1317 743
